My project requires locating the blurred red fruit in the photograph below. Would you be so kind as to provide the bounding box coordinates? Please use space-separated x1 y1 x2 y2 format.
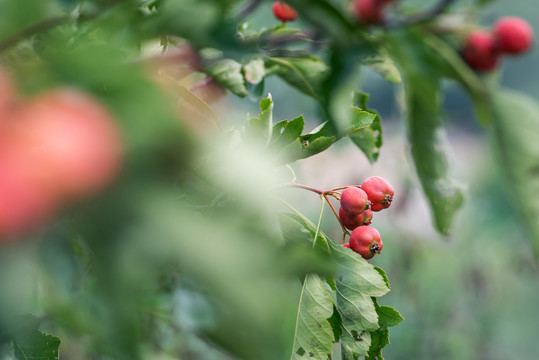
0 144 58 240
272 1 297 22
461 30 500 72
493 17 534 55
354 0 384 25
0 67 16 119
9 89 123 200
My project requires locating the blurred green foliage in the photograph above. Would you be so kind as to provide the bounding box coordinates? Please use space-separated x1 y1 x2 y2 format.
0 0 538 359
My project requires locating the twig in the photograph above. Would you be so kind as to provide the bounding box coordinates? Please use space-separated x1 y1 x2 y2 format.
0 0 123 53
385 0 457 29
236 0 264 21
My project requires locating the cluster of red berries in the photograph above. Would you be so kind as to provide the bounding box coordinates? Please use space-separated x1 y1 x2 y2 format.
340 176 394 260
462 17 534 72
353 0 393 25
272 1 298 23
0 67 123 241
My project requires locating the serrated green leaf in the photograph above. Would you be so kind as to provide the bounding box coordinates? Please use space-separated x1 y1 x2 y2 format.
206 58 248 98
373 266 390 290
387 30 464 235
271 116 305 148
366 328 389 360
291 274 334 360
328 241 389 359
246 95 273 145
347 107 376 132
12 318 60 360
349 92 383 164
376 305 404 328
490 89 539 258
266 56 329 101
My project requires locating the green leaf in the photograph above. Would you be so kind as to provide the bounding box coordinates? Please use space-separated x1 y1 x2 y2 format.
291 274 335 360
265 56 329 101
349 92 383 164
375 304 404 328
271 115 306 148
366 328 389 360
205 58 248 98
490 89 539 258
243 58 265 85
373 266 390 290
367 300 403 359
12 318 60 360
387 30 465 235
328 241 389 359
347 107 376 132
362 54 402 83
246 95 274 145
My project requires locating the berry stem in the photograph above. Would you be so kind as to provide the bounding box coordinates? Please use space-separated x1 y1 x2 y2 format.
278 182 324 195
323 194 350 242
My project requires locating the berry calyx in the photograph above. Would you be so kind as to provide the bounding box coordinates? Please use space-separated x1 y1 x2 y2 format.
340 187 370 215
360 176 394 212
461 30 500 72
272 1 297 22
339 207 373 230
349 226 383 260
353 0 385 25
493 17 534 55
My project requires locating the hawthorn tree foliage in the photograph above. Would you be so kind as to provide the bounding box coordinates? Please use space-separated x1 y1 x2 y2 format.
0 0 537 359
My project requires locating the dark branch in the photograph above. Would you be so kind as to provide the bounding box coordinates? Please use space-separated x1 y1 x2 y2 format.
384 0 457 29
0 0 123 53
236 0 264 21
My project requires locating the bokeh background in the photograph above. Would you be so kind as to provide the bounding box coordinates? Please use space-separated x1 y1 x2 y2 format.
0 0 537 359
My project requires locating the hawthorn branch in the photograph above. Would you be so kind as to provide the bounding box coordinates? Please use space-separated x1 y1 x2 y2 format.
236 0 264 21
385 0 457 29
0 0 123 53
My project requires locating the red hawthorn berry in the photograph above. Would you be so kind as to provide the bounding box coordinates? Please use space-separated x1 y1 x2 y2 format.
461 30 500 72
349 226 383 260
272 1 297 22
8 89 123 200
354 0 384 25
493 17 534 55
340 187 370 215
342 243 351 249
339 207 373 231
361 176 394 212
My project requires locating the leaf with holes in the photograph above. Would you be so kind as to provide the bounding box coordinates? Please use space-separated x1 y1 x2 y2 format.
291 273 335 360
329 241 390 359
